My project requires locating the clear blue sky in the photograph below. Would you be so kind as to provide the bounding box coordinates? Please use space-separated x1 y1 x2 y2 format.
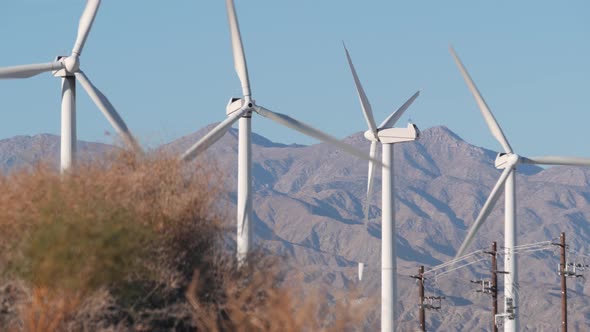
0 1 588 158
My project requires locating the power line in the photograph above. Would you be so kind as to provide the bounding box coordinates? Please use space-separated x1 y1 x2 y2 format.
426 250 484 274
511 240 555 250
511 246 554 256
434 257 488 279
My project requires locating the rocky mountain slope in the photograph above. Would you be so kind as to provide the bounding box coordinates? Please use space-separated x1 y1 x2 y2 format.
2 126 590 330
0 134 113 172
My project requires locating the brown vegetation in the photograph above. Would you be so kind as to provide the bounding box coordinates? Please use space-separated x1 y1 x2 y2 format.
0 152 368 331
187 254 370 332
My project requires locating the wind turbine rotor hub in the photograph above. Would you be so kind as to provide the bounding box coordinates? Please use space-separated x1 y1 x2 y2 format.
495 152 520 169
52 56 77 77
63 55 80 74
226 97 256 116
363 130 379 142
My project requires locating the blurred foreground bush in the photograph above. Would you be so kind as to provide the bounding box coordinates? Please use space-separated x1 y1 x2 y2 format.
0 152 368 331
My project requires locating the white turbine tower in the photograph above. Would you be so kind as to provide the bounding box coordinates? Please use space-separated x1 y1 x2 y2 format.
344 44 420 332
451 47 590 332
0 0 141 173
181 0 383 265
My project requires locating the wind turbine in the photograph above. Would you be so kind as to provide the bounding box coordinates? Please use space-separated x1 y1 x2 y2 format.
451 47 590 332
180 0 383 265
0 0 141 173
344 44 420 332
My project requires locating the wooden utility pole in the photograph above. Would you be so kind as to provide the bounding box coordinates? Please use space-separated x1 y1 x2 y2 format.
486 242 499 332
552 232 589 331
412 265 445 332
559 232 568 332
413 265 426 332
471 242 505 331
552 232 569 332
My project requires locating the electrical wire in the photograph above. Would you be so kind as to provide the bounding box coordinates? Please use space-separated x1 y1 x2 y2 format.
435 257 488 279
511 247 554 256
510 240 555 250
425 250 484 274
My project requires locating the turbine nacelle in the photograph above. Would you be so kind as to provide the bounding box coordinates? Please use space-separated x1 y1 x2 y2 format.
226 97 255 116
495 152 519 169
364 123 420 144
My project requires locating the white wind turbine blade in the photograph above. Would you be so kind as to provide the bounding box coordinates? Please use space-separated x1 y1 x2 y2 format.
358 262 365 281
72 0 101 56
240 189 252 235
522 156 590 167
180 109 247 162
455 167 513 258
343 43 378 137
254 106 385 168
76 71 142 153
363 141 378 225
450 47 513 154
0 62 64 79
378 90 421 129
226 0 251 97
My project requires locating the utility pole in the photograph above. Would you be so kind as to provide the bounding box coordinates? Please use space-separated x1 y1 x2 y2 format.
551 232 589 332
471 242 506 332
553 232 568 332
411 266 426 332
487 242 499 332
411 266 444 332
560 233 567 332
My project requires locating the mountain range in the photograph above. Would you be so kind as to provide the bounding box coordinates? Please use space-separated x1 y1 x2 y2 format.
2 125 589 331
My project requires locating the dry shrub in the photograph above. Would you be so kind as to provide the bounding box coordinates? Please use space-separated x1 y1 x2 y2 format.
18 287 81 332
0 150 225 280
0 151 227 330
187 253 371 331
0 150 369 331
